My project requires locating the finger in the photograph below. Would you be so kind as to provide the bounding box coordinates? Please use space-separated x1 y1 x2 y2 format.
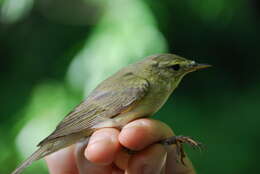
75 137 113 174
111 165 124 174
165 146 195 174
114 150 131 170
85 128 121 165
126 144 167 174
45 145 78 174
119 118 173 151
119 118 196 174
160 164 166 174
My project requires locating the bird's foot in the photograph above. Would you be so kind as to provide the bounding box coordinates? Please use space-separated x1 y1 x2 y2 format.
159 135 203 165
122 135 203 166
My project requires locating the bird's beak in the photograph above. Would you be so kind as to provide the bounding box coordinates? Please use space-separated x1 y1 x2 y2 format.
193 63 212 70
187 62 211 72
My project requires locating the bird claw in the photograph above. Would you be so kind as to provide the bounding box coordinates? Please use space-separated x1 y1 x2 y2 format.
159 135 203 165
122 135 203 165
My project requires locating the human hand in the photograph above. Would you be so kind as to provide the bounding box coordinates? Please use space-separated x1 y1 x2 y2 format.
45 118 196 174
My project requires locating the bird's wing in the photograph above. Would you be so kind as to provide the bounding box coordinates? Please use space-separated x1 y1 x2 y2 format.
38 73 149 146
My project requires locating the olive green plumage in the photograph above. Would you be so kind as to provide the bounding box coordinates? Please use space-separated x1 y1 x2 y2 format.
12 53 210 174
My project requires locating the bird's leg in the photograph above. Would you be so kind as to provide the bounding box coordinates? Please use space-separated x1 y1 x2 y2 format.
122 135 202 166
159 135 203 165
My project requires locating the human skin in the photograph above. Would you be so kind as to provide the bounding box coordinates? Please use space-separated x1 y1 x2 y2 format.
45 118 196 174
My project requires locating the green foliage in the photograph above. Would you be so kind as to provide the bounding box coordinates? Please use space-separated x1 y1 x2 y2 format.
1 0 259 173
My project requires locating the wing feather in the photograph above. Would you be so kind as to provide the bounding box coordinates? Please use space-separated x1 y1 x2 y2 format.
38 73 149 146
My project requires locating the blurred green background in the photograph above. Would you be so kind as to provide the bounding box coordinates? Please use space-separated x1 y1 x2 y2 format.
1 0 259 173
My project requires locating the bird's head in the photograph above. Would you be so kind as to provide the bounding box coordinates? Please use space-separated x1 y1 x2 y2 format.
136 53 211 86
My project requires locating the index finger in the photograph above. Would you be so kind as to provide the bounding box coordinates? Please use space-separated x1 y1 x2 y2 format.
118 118 196 174
119 118 173 150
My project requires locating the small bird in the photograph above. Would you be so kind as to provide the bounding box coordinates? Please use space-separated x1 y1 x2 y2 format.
12 53 210 174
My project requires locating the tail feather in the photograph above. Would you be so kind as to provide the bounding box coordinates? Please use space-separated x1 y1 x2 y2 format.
11 147 46 174
11 132 89 174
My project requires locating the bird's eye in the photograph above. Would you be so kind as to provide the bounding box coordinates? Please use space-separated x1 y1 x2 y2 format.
170 64 180 71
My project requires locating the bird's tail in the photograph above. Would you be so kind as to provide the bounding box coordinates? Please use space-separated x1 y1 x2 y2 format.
11 147 47 174
11 132 91 174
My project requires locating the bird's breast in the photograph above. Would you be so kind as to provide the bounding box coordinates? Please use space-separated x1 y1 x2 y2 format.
134 80 173 115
